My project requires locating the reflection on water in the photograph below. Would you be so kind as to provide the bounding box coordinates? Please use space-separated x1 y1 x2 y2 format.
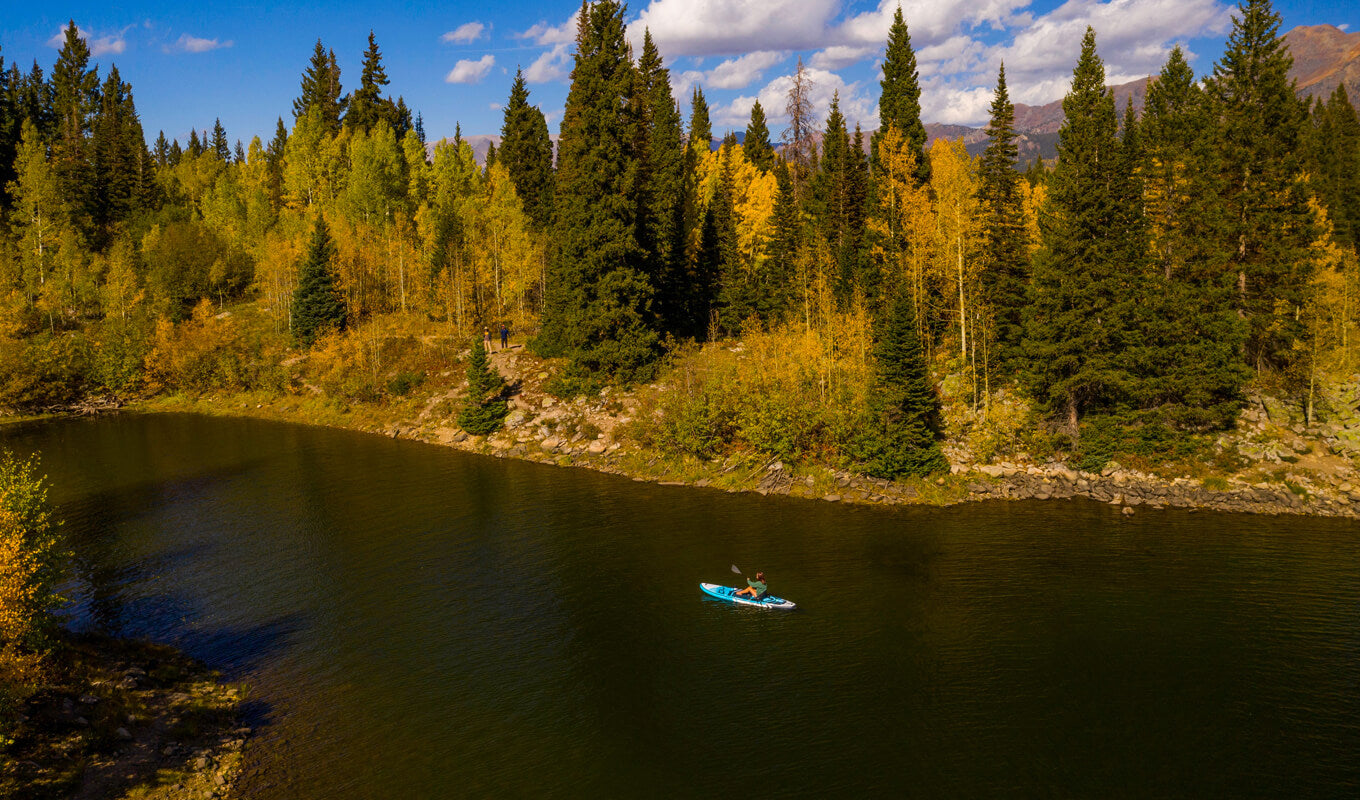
4 413 1359 798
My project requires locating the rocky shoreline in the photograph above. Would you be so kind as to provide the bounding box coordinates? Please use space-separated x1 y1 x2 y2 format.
1 632 249 800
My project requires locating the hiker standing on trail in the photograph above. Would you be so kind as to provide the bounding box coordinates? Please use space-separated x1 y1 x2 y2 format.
500 324 509 350
483 328 492 350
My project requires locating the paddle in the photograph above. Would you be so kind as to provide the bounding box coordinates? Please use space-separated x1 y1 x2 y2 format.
731 565 743 578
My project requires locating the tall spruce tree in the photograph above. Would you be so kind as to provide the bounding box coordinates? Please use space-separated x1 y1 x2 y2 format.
700 145 740 332
500 68 556 231
977 63 1029 374
50 21 99 237
293 40 346 134
291 217 348 346
1207 0 1316 372
535 0 658 382
1022 28 1140 432
814 95 869 302
636 31 687 337
90 67 147 243
744 99 773 171
858 289 948 478
1138 46 1249 429
872 6 928 185
346 31 391 132
1306 85 1360 252
210 118 231 161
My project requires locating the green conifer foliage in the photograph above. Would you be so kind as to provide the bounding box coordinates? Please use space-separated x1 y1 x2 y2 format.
872 7 928 185
499 69 556 231
534 0 658 383
50 21 99 236
346 31 390 133
744 99 773 171
636 31 687 336
91 67 150 244
977 63 1029 373
1207 0 1316 372
688 87 712 154
457 340 509 434
1023 28 1139 431
211 118 231 162
814 95 869 302
1307 85 1360 252
293 40 346 134
858 290 948 478
291 217 348 346
1138 46 1249 429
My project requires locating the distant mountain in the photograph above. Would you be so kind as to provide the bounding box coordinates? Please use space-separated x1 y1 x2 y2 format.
1285 24 1360 105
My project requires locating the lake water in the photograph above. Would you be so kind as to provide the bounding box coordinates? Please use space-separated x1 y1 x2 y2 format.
4 413 1359 797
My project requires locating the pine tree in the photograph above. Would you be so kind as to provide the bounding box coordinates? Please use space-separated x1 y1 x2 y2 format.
50 21 99 237
211 118 230 161
977 63 1029 373
535 0 658 382
90 67 147 243
499 68 556 231
699 146 739 332
291 217 347 346
1306 85 1360 252
872 7 928 185
1023 28 1140 431
346 31 390 132
814 95 869 302
858 290 948 478
1207 0 1316 372
744 99 774 172
414 112 426 145
688 87 711 154
456 340 509 434
293 40 345 133
152 130 170 168
636 31 687 337
1138 46 1249 429
764 158 799 322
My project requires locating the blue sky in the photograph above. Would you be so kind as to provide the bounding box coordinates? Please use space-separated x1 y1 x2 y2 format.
0 1 1353 147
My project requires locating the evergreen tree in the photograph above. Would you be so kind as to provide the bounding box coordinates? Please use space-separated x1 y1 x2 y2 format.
782 57 816 200
1306 85 1360 252
293 40 345 133
1206 0 1316 372
872 7 928 185
764 158 800 321
499 68 556 231
700 146 739 332
688 87 711 154
977 63 1029 373
1022 28 1139 431
1138 45 1249 429
291 217 348 346
168 138 182 166
153 130 170 168
858 290 948 478
456 340 509 434
266 117 288 211
535 0 658 382
744 99 774 171
211 118 230 161
636 31 687 336
415 112 426 145
50 21 99 236
346 31 390 132
814 94 869 302
187 128 203 158
91 67 145 242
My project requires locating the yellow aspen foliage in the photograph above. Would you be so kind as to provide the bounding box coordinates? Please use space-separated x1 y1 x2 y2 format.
868 125 936 330
142 300 257 392
0 452 61 725
928 138 982 358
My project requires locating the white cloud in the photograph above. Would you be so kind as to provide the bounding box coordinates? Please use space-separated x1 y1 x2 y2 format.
446 54 496 84
520 11 579 45
46 25 127 57
525 43 572 83
712 65 877 132
633 0 839 56
489 102 503 111
675 50 785 96
170 33 232 53
442 22 486 44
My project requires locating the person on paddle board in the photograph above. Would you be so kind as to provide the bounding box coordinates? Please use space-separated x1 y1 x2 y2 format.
735 572 767 599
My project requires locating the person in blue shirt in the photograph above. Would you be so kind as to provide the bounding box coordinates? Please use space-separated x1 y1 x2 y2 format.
735 571 767 599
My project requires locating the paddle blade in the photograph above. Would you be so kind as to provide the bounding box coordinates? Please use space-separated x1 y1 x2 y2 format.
731 565 742 575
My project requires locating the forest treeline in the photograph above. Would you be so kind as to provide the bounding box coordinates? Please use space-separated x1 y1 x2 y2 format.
0 0 1357 475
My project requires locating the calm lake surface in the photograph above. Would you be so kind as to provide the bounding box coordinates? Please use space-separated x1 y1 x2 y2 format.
4 413 1359 797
